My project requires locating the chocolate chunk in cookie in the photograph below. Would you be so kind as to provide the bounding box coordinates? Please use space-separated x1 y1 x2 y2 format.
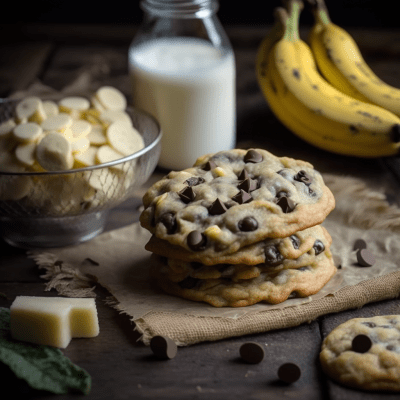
294 170 312 186
238 168 249 181
277 195 296 213
187 231 207 251
265 245 284 266
244 149 263 163
352 334 372 353
159 212 177 234
313 240 325 255
203 160 217 171
238 216 258 232
209 198 228 215
238 178 258 193
185 176 205 187
232 189 252 204
178 186 196 203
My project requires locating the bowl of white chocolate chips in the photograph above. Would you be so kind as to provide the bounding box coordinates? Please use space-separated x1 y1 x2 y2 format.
0 86 161 248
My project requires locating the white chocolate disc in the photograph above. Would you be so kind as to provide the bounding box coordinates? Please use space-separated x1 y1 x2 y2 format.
95 86 127 111
106 121 144 156
59 96 90 112
42 100 59 117
0 119 16 137
99 109 132 127
36 132 73 171
87 125 107 145
74 146 98 167
15 142 36 166
69 120 92 140
15 96 46 123
41 113 73 132
71 137 90 155
13 122 43 143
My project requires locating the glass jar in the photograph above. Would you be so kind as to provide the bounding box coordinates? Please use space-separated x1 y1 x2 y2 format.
129 0 236 171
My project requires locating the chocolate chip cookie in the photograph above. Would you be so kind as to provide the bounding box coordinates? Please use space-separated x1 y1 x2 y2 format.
320 315 400 391
150 250 336 307
140 149 335 258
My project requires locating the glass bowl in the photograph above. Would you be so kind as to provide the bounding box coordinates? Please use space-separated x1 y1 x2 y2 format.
0 99 162 249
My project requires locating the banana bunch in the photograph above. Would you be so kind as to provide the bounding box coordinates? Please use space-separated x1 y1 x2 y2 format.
256 0 400 157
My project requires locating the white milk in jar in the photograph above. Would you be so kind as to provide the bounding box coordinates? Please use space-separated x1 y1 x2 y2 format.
129 37 236 171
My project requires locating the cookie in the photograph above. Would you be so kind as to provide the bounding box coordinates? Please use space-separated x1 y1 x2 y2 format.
320 315 400 391
162 233 332 283
145 224 332 266
140 149 335 258
150 250 336 307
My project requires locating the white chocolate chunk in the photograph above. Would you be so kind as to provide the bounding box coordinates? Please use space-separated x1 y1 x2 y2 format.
0 119 16 137
41 113 73 132
95 86 127 111
36 132 73 171
13 122 43 143
107 121 145 156
15 96 46 123
87 125 107 145
42 100 59 117
15 142 36 166
10 296 99 349
74 146 98 167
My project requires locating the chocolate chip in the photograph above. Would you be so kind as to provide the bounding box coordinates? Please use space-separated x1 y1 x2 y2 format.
150 335 177 360
276 196 296 213
352 334 372 353
238 216 258 232
244 149 263 164
294 170 312 186
290 235 300 249
238 169 249 181
238 178 258 193
178 276 199 289
203 160 217 171
356 249 375 267
178 186 196 203
353 238 367 251
239 342 265 364
313 240 325 255
278 363 301 383
387 345 396 351
265 245 284 266
187 230 207 251
159 212 177 234
232 189 252 204
185 176 205 187
209 198 228 215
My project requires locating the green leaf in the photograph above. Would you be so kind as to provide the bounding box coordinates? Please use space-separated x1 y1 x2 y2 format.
0 307 91 395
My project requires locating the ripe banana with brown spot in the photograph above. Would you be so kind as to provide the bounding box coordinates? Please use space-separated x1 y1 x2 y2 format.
307 0 400 117
255 0 400 157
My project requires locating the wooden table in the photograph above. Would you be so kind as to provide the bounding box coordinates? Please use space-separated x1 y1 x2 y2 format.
1 23 400 399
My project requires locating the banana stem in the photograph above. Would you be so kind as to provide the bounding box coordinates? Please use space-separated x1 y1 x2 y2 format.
308 0 331 25
282 0 303 42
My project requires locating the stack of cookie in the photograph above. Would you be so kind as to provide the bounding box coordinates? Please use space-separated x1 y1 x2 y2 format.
139 148 336 307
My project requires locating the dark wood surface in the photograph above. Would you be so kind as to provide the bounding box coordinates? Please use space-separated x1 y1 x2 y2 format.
1 23 400 399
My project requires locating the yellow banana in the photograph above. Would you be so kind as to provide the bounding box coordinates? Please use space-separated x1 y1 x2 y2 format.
307 0 400 117
255 0 400 157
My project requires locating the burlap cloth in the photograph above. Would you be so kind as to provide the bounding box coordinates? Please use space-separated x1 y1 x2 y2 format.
26 172 400 346
11 79 400 346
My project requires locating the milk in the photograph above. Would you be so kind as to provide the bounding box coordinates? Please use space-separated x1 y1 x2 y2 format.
129 37 236 171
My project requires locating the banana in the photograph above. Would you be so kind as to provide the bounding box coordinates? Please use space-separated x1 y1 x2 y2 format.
255 0 400 157
307 0 400 117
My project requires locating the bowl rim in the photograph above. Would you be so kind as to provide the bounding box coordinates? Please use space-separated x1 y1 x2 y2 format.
0 100 162 176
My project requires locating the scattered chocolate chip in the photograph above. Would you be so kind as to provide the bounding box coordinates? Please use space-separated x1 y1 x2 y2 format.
239 342 265 364
150 335 178 360
159 212 177 234
352 334 372 353
353 239 367 251
278 363 301 384
185 176 205 187
356 249 375 267
238 178 258 193
238 216 258 232
276 196 296 213
178 276 199 289
203 160 217 171
187 230 207 251
244 149 263 164
209 198 228 215
313 240 325 256
238 169 249 181
290 235 300 249
232 189 252 204
265 245 284 266
178 186 196 203
294 170 312 186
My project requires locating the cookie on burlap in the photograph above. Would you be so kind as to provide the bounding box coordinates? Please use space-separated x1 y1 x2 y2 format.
320 315 400 392
140 148 335 258
145 224 332 266
163 231 332 282
150 250 336 307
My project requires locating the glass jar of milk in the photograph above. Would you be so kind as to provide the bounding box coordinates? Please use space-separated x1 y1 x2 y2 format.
129 0 236 171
